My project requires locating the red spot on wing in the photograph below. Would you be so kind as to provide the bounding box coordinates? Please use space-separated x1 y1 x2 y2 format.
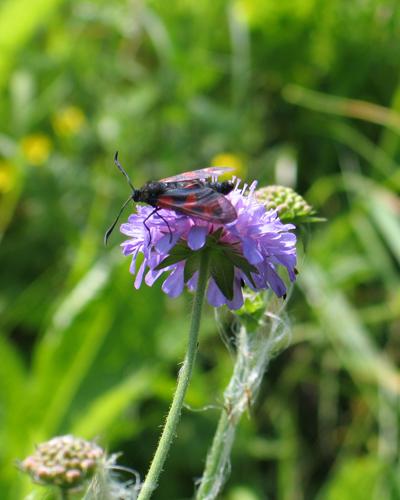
203 205 215 216
156 188 237 224
184 193 197 205
182 194 237 223
157 196 175 209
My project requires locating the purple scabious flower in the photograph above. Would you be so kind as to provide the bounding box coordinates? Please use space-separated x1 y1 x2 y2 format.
120 179 297 310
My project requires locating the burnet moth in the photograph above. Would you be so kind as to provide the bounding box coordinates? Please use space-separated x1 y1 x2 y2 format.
105 152 238 244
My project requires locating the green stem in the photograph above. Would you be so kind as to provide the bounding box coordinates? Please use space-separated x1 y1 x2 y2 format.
137 248 211 500
59 488 69 500
196 409 235 500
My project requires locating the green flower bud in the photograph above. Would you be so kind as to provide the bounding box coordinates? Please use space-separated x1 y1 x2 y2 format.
256 185 315 223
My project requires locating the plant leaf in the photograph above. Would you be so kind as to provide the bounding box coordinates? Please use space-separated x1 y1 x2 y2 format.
209 248 235 301
154 241 194 270
222 249 258 288
184 252 202 283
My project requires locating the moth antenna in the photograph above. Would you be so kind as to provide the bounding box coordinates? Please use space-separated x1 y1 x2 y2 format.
104 194 135 245
114 151 136 191
104 152 138 245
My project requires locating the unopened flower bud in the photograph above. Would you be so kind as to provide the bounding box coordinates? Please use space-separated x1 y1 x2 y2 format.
256 185 314 222
16 435 105 491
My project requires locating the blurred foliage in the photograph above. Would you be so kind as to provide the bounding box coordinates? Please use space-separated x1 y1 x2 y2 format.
0 0 400 499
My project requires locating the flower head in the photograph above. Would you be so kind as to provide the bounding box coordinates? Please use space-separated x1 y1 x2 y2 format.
120 179 297 310
16 435 104 491
16 435 142 498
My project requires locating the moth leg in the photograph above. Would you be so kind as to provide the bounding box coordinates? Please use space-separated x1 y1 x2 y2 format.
143 208 173 245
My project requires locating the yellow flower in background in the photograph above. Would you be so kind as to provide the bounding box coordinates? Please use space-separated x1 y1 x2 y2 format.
20 134 53 166
52 106 86 136
0 160 17 193
211 153 246 179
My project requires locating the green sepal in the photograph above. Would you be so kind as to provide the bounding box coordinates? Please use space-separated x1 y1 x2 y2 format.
184 251 202 283
221 248 258 288
154 241 194 270
209 248 235 301
207 226 224 242
153 229 260 302
300 216 326 223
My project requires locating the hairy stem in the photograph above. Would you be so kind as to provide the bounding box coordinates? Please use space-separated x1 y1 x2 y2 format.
137 249 211 500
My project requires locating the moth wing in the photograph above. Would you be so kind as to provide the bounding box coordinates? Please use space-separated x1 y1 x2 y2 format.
160 167 235 183
156 186 237 223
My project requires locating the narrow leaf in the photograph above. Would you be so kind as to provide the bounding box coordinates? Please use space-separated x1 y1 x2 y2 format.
184 252 202 283
223 249 258 274
210 249 235 301
154 252 191 270
154 242 194 270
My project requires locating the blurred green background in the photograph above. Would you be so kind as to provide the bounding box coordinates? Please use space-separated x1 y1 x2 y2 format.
1 0 400 498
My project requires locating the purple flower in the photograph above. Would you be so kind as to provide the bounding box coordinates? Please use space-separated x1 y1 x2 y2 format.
120 179 297 310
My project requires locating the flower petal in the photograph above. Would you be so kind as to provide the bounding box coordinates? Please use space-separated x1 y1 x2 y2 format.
264 262 287 298
120 175 298 310
162 264 185 298
241 236 263 264
145 268 165 286
226 278 244 310
188 225 207 250
206 278 227 307
134 259 146 289
155 231 183 254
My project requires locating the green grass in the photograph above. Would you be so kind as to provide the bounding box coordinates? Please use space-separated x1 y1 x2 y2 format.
1 0 399 498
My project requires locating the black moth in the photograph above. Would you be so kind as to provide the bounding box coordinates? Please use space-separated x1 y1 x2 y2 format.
105 152 238 244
